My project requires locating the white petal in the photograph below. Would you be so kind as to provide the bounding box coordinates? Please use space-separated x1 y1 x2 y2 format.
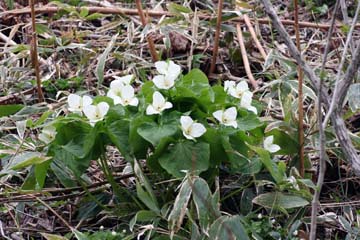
264 136 274 147
164 101 173 110
97 102 110 117
224 107 237 121
82 95 93 107
42 125 56 135
180 116 193 130
248 106 258 114
167 61 181 78
146 105 158 115
213 110 224 123
183 131 195 140
83 105 97 120
129 98 139 106
224 81 236 93
121 85 135 100
152 91 166 108
113 74 133 85
153 75 166 89
68 94 81 112
240 91 253 108
110 79 125 90
267 144 281 153
39 133 51 143
162 76 175 89
236 81 249 92
155 61 168 75
189 123 206 138
226 120 238 129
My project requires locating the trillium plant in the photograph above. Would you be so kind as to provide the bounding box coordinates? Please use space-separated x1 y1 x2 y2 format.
37 60 296 187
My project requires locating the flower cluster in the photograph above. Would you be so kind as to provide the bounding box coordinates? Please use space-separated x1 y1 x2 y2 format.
224 80 257 114
67 93 109 126
39 60 280 154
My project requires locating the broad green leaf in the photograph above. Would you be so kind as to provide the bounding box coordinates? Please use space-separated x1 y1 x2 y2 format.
72 230 88 240
130 210 158 231
192 177 220 232
0 104 24 117
79 8 89 18
208 215 249 240
181 69 209 97
168 178 192 234
129 115 151 158
237 113 263 131
95 34 117 87
203 128 226 167
240 188 255 215
252 192 309 209
137 121 178 146
136 181 160 214
10 152 50 170
159 141 210 177
106 119 132 161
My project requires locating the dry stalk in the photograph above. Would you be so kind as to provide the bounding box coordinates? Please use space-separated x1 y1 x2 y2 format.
293 0 305 177
209 0 223 74
242 14 267 60
235 22 258 89
29 0 44 102
310 1 340 239
4 6 360 30
135 0 158 62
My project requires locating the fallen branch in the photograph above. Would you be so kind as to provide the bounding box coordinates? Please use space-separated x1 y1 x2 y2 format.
209 0 223 74
260 0 360 177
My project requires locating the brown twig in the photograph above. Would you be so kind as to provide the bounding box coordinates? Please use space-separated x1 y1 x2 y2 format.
243 14 267 60
135 0 158 62
235 22 258 89
310 1 340 239
209 0 223 74
29 0 44 103
293 0 305 178
3 6 360 30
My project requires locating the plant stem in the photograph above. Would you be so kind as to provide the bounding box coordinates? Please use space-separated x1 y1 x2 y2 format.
135 0 158 62
209 0 223 74
310 1 340 239
29 0 44 102
293 0 304 177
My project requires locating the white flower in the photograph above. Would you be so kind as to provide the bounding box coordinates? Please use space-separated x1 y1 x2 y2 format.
180 116 206 140
240 91 258 114
111 231 117 236
224 80 236 93
287 176 300 190
155 60 181 77
67 94 92 113
212 107 238 128
293 230 298 236
257 213 262 219
39 125 57 143
263 135 280 153
153 60 181 89
83 102 110 126
225 80 249 99
116 85 139 106
146 91 173 115
112 74 133 85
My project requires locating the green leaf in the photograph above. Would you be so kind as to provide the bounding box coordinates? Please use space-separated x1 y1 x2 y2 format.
137 121 178 146
168 3 192 14
209 215 249 240
130 210 158 231
129 115 151 158
41 233 69 240
249 145 285 184
181 69 210 97
79 7 89 18
203 128 226 167
136 182 160 214
252 192 309 209
159 141 210 177
35 23 52 34
10 152 50 170
95 34 117 87
73 230 89 240
192 177 220 232
168 178 192 234
85 13 107 21
237 113 263 131
0 104 24 117
347 83 360 112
